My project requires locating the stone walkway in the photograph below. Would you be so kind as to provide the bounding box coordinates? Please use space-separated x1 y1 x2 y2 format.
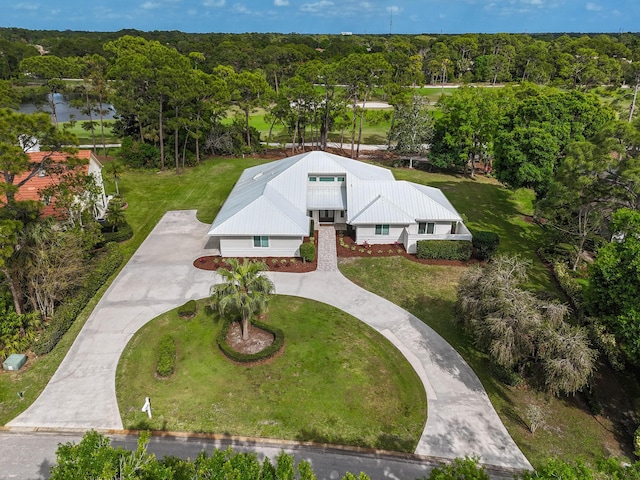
8 211 531 472
316 225 338 271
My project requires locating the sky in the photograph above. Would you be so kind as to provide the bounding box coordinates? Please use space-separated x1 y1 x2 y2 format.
1 0 638 35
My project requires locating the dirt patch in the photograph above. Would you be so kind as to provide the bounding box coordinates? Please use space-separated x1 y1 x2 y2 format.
226 322 274 355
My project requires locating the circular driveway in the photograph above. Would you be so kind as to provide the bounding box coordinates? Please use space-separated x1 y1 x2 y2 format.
7 210 531 471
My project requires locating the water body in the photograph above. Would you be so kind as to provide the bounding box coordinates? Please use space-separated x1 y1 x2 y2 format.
18 93 116 123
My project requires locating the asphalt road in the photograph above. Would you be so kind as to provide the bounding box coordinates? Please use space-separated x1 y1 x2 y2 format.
0 431 517 480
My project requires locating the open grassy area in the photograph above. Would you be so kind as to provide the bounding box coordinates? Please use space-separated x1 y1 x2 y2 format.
116 296 426 451
338 166 634 467
61 120 119 145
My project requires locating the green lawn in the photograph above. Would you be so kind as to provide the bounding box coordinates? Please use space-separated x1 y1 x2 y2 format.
61 120 119 145
338 167 630 467
116 296 426 452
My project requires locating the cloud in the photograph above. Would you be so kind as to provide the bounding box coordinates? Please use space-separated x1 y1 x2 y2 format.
232 3 251 13
274 0 289 5
387 5 402 14
300 0 334 13
585 2 602 11
141 1 161 9
203 0 225 6
13 2 39 10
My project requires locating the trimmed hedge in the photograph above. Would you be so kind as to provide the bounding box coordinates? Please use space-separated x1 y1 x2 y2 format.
156 334 176 377
217 319 285 363
416 240 472 261
299 242 315 263
472 231 500 260
178 300 197 318
33 242 124 355
101 222 133 244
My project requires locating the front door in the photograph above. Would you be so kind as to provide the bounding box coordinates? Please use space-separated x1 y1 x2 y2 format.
319 210 334 223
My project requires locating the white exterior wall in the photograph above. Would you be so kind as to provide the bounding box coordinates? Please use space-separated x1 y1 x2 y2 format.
404 222 473 254
355 225 406 245
219 236 303 257
88 156 109 217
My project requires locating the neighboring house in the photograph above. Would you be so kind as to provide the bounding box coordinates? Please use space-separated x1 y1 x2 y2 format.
207 150 471 257
10 150 109 220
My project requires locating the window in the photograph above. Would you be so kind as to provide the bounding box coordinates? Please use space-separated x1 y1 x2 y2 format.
418 222 426 234
375 224 389 235
337 176 345 182
451 222 457 234
319 176 334 182
253 236 269 247
340 211 345 218
309 176 317 182
427 223 435 234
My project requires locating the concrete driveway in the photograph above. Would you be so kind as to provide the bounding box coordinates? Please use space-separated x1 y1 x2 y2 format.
8 211 531 471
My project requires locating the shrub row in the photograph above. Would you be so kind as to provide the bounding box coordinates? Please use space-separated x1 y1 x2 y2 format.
472 231 500 260
551 262 585 316
33 242 124 355
299 242 315 262
156 334 176 377
101 222 133 244
177 300 197 318
416 240 472 261
217 319 284 363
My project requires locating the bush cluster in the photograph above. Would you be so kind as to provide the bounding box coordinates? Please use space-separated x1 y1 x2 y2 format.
416 240 472 261
33 243 123 355
471 231 500 260
217 319 284 363
100 222 133 244
177 300 197 318
299 242 315 262
156 334 176 377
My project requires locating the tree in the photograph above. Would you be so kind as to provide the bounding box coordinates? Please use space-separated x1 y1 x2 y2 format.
104 160 124 196
431 86 509 176
229 69 273 149
210 258 275 341
17 220 86 319
387 93 433 168
19 55 77 129
456 255 596 395
0 108 78 208
585 208 640 364
0 219 24 314
106 198 126 232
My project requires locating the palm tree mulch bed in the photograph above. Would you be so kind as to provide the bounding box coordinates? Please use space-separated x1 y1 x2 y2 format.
336 233 480 267
194 256 317 273
226 322 274 354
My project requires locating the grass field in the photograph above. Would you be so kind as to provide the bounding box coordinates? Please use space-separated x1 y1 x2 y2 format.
116 296 426 451
60 120 118 145
338 167 635 467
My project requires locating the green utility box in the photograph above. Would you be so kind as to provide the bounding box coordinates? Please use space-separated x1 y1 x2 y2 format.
2 354 27 371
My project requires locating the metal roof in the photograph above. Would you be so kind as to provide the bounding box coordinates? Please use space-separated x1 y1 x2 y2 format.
307 186 347 210
208 151 465 237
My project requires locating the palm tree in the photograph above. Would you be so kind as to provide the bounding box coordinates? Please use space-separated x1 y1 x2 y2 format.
210 258 275 341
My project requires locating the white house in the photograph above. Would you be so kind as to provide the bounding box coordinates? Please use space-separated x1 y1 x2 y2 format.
207 151 471 257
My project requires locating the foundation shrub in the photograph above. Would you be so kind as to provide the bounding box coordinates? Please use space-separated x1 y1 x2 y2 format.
299 242 316 262
471 231 500 260
217 319 284 363
416 240 472 261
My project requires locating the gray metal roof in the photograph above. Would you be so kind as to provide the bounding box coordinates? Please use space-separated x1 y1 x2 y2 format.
208 151 465 237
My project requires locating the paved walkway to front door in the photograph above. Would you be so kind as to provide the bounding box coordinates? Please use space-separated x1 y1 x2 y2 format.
8 211 532 471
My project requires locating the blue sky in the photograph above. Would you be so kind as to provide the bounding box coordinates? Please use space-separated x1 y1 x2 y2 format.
2 0 638 34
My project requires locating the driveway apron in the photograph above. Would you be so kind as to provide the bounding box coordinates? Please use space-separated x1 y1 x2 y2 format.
8 211 531 471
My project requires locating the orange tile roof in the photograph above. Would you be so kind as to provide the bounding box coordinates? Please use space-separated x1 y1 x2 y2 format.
6 150 93 218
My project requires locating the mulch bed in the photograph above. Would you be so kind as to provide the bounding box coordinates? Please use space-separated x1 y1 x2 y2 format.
194 237 318 273
226 322 274 354
336 233 482 267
